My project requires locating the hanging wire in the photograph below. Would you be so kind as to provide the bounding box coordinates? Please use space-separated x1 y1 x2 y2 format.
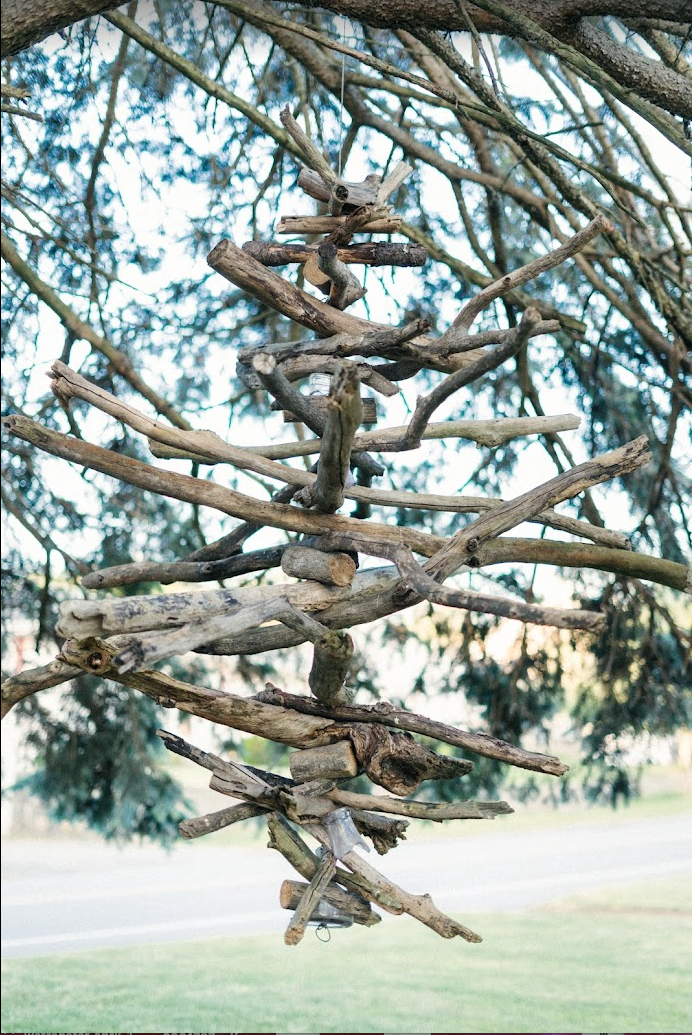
315 923 332 942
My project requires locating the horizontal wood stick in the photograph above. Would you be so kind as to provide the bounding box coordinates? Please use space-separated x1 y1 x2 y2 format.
242 240 427 268
59 641 335 746
82 543 289 590
179 802 265 839
256 684 568 777
328 788 513 821
280 879 380 926
58 582 347 639
276 214 402 235
313 533 606 633
109 598 331 674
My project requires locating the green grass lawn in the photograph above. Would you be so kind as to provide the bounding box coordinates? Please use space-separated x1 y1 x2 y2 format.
2 876 690 1034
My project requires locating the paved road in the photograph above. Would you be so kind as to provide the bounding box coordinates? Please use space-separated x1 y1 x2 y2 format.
2 812 691 957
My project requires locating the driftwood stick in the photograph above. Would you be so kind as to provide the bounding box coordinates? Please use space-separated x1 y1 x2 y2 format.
60 641 335 745
234 414 581 455
1 659 84 718
251 354 383 479
279 106 339 189
110 598 332 674
280 879 381 926
297 363 363 512
82 544 289 590
426 435 653 581
256 684 569 776
242 241 426 268
267 812 402 914
179 802 266 839
313 533 606 633
317 240 366 309
283 851 338 946
309 631 355 706
57 582 347 639
446 213 610 335
404 308 543 447
281 545 357 587
289 742 359 783
2 415 439 556
276 214 402 235
328 789 513 821
311 827 482 943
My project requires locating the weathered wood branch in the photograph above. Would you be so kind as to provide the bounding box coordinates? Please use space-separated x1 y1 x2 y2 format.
328 788 513 821
426 434 653 581
57 582 346 639
283 851 338 945
317 240 366 309
308 631 355 706
242 240 427 268
276 214 402 235
82 543 289 590
296 362 363 512
314 827 483 943
108 598 331 675
281 545 357 587
256 684 568 777
179 802 266 839
445 213 610 336
250 354 383 479
314 532 607 633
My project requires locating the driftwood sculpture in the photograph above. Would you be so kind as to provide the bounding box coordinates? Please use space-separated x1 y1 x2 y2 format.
2 105 690 947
